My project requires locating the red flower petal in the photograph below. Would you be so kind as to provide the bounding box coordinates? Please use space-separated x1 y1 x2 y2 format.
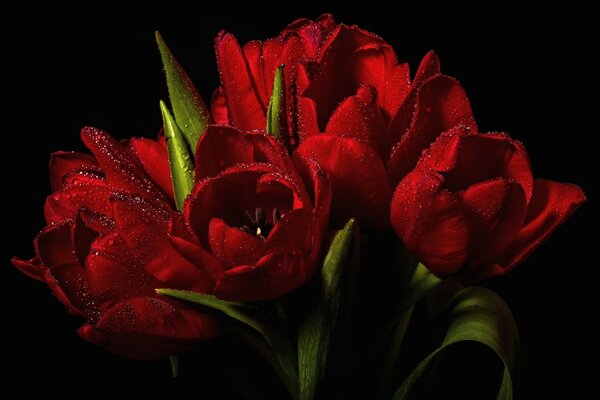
387 75 476 186
129 138 174 200
460 178 527 265
35 222 77 266
80 127 168 206
86 232 157 306
78 297 220 359
211 87 229 124
186 165 296 247
71 212 99 265
214 252 306 302
194 126 255 181
295 134 391 231
208 218 263 269
111 195 214 293
488 179 586 277
325 85 386 153
303 24 398 130
45 262 98 319
427 133 533 202
170 236 225 283
11 256 45 282
391 171 469 274
44 185 114 224
382 51 441 161
49 151 99 192
215 32 266 130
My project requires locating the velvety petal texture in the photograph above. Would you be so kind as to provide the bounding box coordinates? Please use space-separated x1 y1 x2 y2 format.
391 128 585 281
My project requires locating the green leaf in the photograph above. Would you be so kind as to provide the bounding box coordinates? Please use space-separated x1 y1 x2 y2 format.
156 32 211 151
298 219 360 400
159 101 195 210
392 287 520 400
169 356 179 378
156 289 299 399
266 65 285 139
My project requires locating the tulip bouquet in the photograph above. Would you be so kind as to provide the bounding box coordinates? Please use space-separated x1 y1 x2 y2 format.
12 14 584 399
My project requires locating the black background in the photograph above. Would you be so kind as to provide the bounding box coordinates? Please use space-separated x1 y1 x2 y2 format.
4 4 596 398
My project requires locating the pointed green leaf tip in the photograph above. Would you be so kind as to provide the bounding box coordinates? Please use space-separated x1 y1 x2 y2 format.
156 31 211 152
160 101 195 210
266 65 285 139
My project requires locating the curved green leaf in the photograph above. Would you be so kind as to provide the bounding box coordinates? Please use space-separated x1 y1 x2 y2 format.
266 65 285 139
298 219 360 400
156 289 299 399
392 287 520 400
156 32 211 151
159 101 195 210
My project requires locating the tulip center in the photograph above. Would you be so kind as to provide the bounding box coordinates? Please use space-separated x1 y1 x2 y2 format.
240 208 281 241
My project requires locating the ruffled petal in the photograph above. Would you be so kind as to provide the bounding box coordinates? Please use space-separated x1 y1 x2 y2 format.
485 179 586 278
49 151 99 192
391 170 469 274
111 195 214 293
11 256 45 282
80 127 168 205
295 134 391 231
78 297 220 359
214 251 305 302
129 138 174 200
460 178 527 265
387 75 476 185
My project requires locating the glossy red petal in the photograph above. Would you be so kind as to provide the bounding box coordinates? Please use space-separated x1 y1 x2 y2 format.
46 262 98 319
71 212 99 265
86 232 156 307
186 165 286 247
80 127 168 206
460 178 527 265
208 218 263 269
11 256 45 282
44 185 114 224
130 138 174 200
194 126 255 181
170 236 224 283
387 75 476 186
78 297 220 359
295 135 391 231
215 32 265 130
35 222 77 266
49 151 99 192
111 195 214 293
214 252 306 302
210 87 229 124
432 133 534 202
391 171 469 274
487 179 586 277
325 85 385 152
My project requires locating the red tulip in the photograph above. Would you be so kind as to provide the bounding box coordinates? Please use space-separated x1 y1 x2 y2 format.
13 127 220 359
212 15 475 231
212 14 336 148
390 126 586 281
295 25 476 230
182 125 331 301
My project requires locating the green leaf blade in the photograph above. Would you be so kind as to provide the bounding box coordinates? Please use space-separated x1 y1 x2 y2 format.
156 289 299 399
156 32 211 152
266 65 285 139
159 101 195 210
298 218 360 400
392 287 520 400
